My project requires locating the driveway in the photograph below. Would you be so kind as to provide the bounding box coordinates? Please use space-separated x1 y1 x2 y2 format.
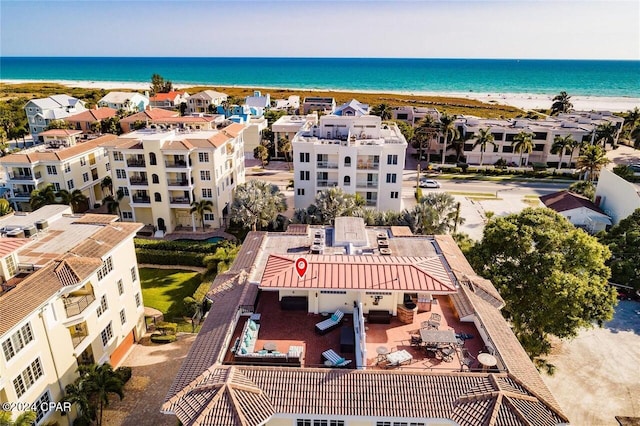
103 333 196 426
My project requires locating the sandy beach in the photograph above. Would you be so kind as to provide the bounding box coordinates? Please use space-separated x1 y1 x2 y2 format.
2 78 639 112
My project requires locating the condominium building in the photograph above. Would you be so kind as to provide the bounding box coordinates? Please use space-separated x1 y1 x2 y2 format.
456 111 624 167
392 106 440 126
24 95 87 141
0 205 144 425
162 219 568 425
0 134 117 211
272 114 318 159
185 90 228 115
120 111 225 134
292 115 407 211
98 92 149 113
101 123 246 235
301 97 336 114
149 91 190 110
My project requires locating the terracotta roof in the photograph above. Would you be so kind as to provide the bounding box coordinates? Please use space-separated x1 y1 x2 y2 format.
284 224 309 235
0 238 32 258
120 108 178 123
64 107 117 122
0 134 117 164
39 129 82 137
150 91 187 102
165 367 566 426
221 123 245 138
71 222 143 258
540 190 607 215
154 116 216 123
390 226 414 237
260 254 457 293
164 140 194 151
0 256 102 335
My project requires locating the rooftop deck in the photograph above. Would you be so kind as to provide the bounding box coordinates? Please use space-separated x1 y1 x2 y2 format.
225 291 488 372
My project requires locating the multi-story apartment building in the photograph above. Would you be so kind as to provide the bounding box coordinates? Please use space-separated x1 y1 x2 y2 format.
24 95 87 141
272 114 318 160
0 205 144 425
392 106 440 126
456 111 624 167
0 134 116 211
292 115 407 211
101 123 246 235
120 111 225 134
301 97 336 114
185 90 228 115
98 92 149 113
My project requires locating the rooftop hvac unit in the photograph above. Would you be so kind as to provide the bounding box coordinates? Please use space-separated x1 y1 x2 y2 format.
6 229 25 238
378 240 390 248
35 220 49 230
380 248 392 256
23 225 37 238
310 245 323 254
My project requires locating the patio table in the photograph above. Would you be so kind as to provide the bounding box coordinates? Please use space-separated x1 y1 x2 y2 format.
419 329 458 346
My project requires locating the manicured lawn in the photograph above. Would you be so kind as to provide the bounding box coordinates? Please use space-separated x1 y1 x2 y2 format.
139 268 202 322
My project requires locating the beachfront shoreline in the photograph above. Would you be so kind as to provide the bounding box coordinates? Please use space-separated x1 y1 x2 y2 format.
2 78 639 112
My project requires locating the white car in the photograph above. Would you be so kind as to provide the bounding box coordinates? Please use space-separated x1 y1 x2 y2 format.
418 179 441 188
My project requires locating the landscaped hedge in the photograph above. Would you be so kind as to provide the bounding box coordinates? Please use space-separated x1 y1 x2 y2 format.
150 334 177 344
135 248 208 267
134 238 219 254
115 366 132 383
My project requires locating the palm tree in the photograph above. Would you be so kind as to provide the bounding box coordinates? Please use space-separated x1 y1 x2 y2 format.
438 113 459 164
451 132 474 163
29 184 57 210
206 243 241 274
82 363 124 426
551 134 575 170
631 126 640 149
512 131 535 166
313 187 363 224
0 410 37 426
413 116 438 165
190 199 214 230
63 380 94 424
254 145 269 167
279 138 292 169
566 137 583 169
103 189 125 218
0 199 13 217
623 107 640 138
230 180 287 231
577 145 610 181
57 189 89 213
594 122 618 148
371 103 392 120
472 128 496 166
550 91 573 115
101 176 113 197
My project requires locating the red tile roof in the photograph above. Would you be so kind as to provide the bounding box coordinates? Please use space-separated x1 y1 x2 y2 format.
0 134 117 164
260 254 457 293
39 129 82 137
540 190 607 214
64 107 117 122
150 91 187 102
119 108 178 123
0 238 32 258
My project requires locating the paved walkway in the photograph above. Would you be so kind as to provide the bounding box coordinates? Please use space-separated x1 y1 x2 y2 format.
102 333 197 426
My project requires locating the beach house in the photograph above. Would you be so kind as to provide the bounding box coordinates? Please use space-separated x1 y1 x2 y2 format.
161 218 569 425
392 106 440 127
0 134 116 211
100 124 245 235
595 168 640 224
185 90 228 114
149 91 190 110
64 107 118 134
333 99 369 116
24 95 87 142
0 205 144 426
540 190 612 233
98 92 149 113
292 115 407 211
301 97 336 114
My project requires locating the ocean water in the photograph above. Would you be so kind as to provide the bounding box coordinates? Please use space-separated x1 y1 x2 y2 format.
1 57 639 97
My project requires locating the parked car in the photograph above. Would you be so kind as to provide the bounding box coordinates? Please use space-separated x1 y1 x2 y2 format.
418 179 441 188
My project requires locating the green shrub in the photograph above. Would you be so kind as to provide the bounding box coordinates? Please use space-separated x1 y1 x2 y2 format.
135 248 208 267
151 334 177 344
157 321 178 335
183 296 198 316
456 163 469 172
115 366 132 383
134 238 219 254
193 281 212 303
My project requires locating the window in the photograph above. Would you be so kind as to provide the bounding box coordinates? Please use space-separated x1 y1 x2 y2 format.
117 279 124 295
120 309 126 325
297 188 305 196
296 421 344 426
119 187 129 196
2 323 34 362
299 152 310 163
131 267 137 282
202 188 212 198
114 152 124 161
149 152 157 165
53 182 61 191
13 358 44 397
152 174 159 184
203 213 214 221
343 176 351 186
46 165 57 175
299 171 309 181
97 256 113 280
122 211 133 220
116 169 126 179
135 293 141 308
387 154 398 165
34 390 52 423
344 156 351 166
64 163 71 173
80 157 87 166
199 152 209 163
154 192 161 202
67 179 74 190
391 191 399 199
83 172 89 182
105 162 111 171
200 170 211 181
100 323 113 346
5 254 17 277
320 290 347 294
386 173 397 183
96 295 108 317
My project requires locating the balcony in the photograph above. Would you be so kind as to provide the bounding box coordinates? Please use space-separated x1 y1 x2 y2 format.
356 181 379 188
129 177 149 186
68 323 89 348
317 180 338 188
167 180 191 187
365 199 378 207
356 162 380 170
169 197 190 205
165 161 188 169
10 192 31 199
8 171 41 181
131 195 151 204
316 162 339 169
126 159 146 168
64 294 96 318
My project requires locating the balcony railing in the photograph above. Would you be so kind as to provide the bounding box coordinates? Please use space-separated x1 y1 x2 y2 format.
8 171 41 180
64 294 95 318
316 162 339 169
11 192 31 199
167 180 190 187
165 161 187 168
169 197 190 205
317 180 338 188
356 162 380 170
365 199 378 207
129 178 148 185
356 181 379 188
126 160 146 167
132 196 151 204
70 326 89 348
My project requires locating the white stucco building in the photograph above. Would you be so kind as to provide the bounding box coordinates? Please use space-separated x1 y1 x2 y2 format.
292 115 407 211
24 95 87 141
98 92 149 113
595 168 640 224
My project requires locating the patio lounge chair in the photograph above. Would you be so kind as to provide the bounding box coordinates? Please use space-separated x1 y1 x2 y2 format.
322 349 352 367
315 310 344 335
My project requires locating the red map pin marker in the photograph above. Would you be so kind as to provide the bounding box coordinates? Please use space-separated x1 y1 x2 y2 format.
295 258 308 278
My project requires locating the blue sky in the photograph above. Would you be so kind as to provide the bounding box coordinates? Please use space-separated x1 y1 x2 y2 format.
1 0 638 59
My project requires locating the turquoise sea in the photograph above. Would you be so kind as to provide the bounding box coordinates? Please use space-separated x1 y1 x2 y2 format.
1 57 639 97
